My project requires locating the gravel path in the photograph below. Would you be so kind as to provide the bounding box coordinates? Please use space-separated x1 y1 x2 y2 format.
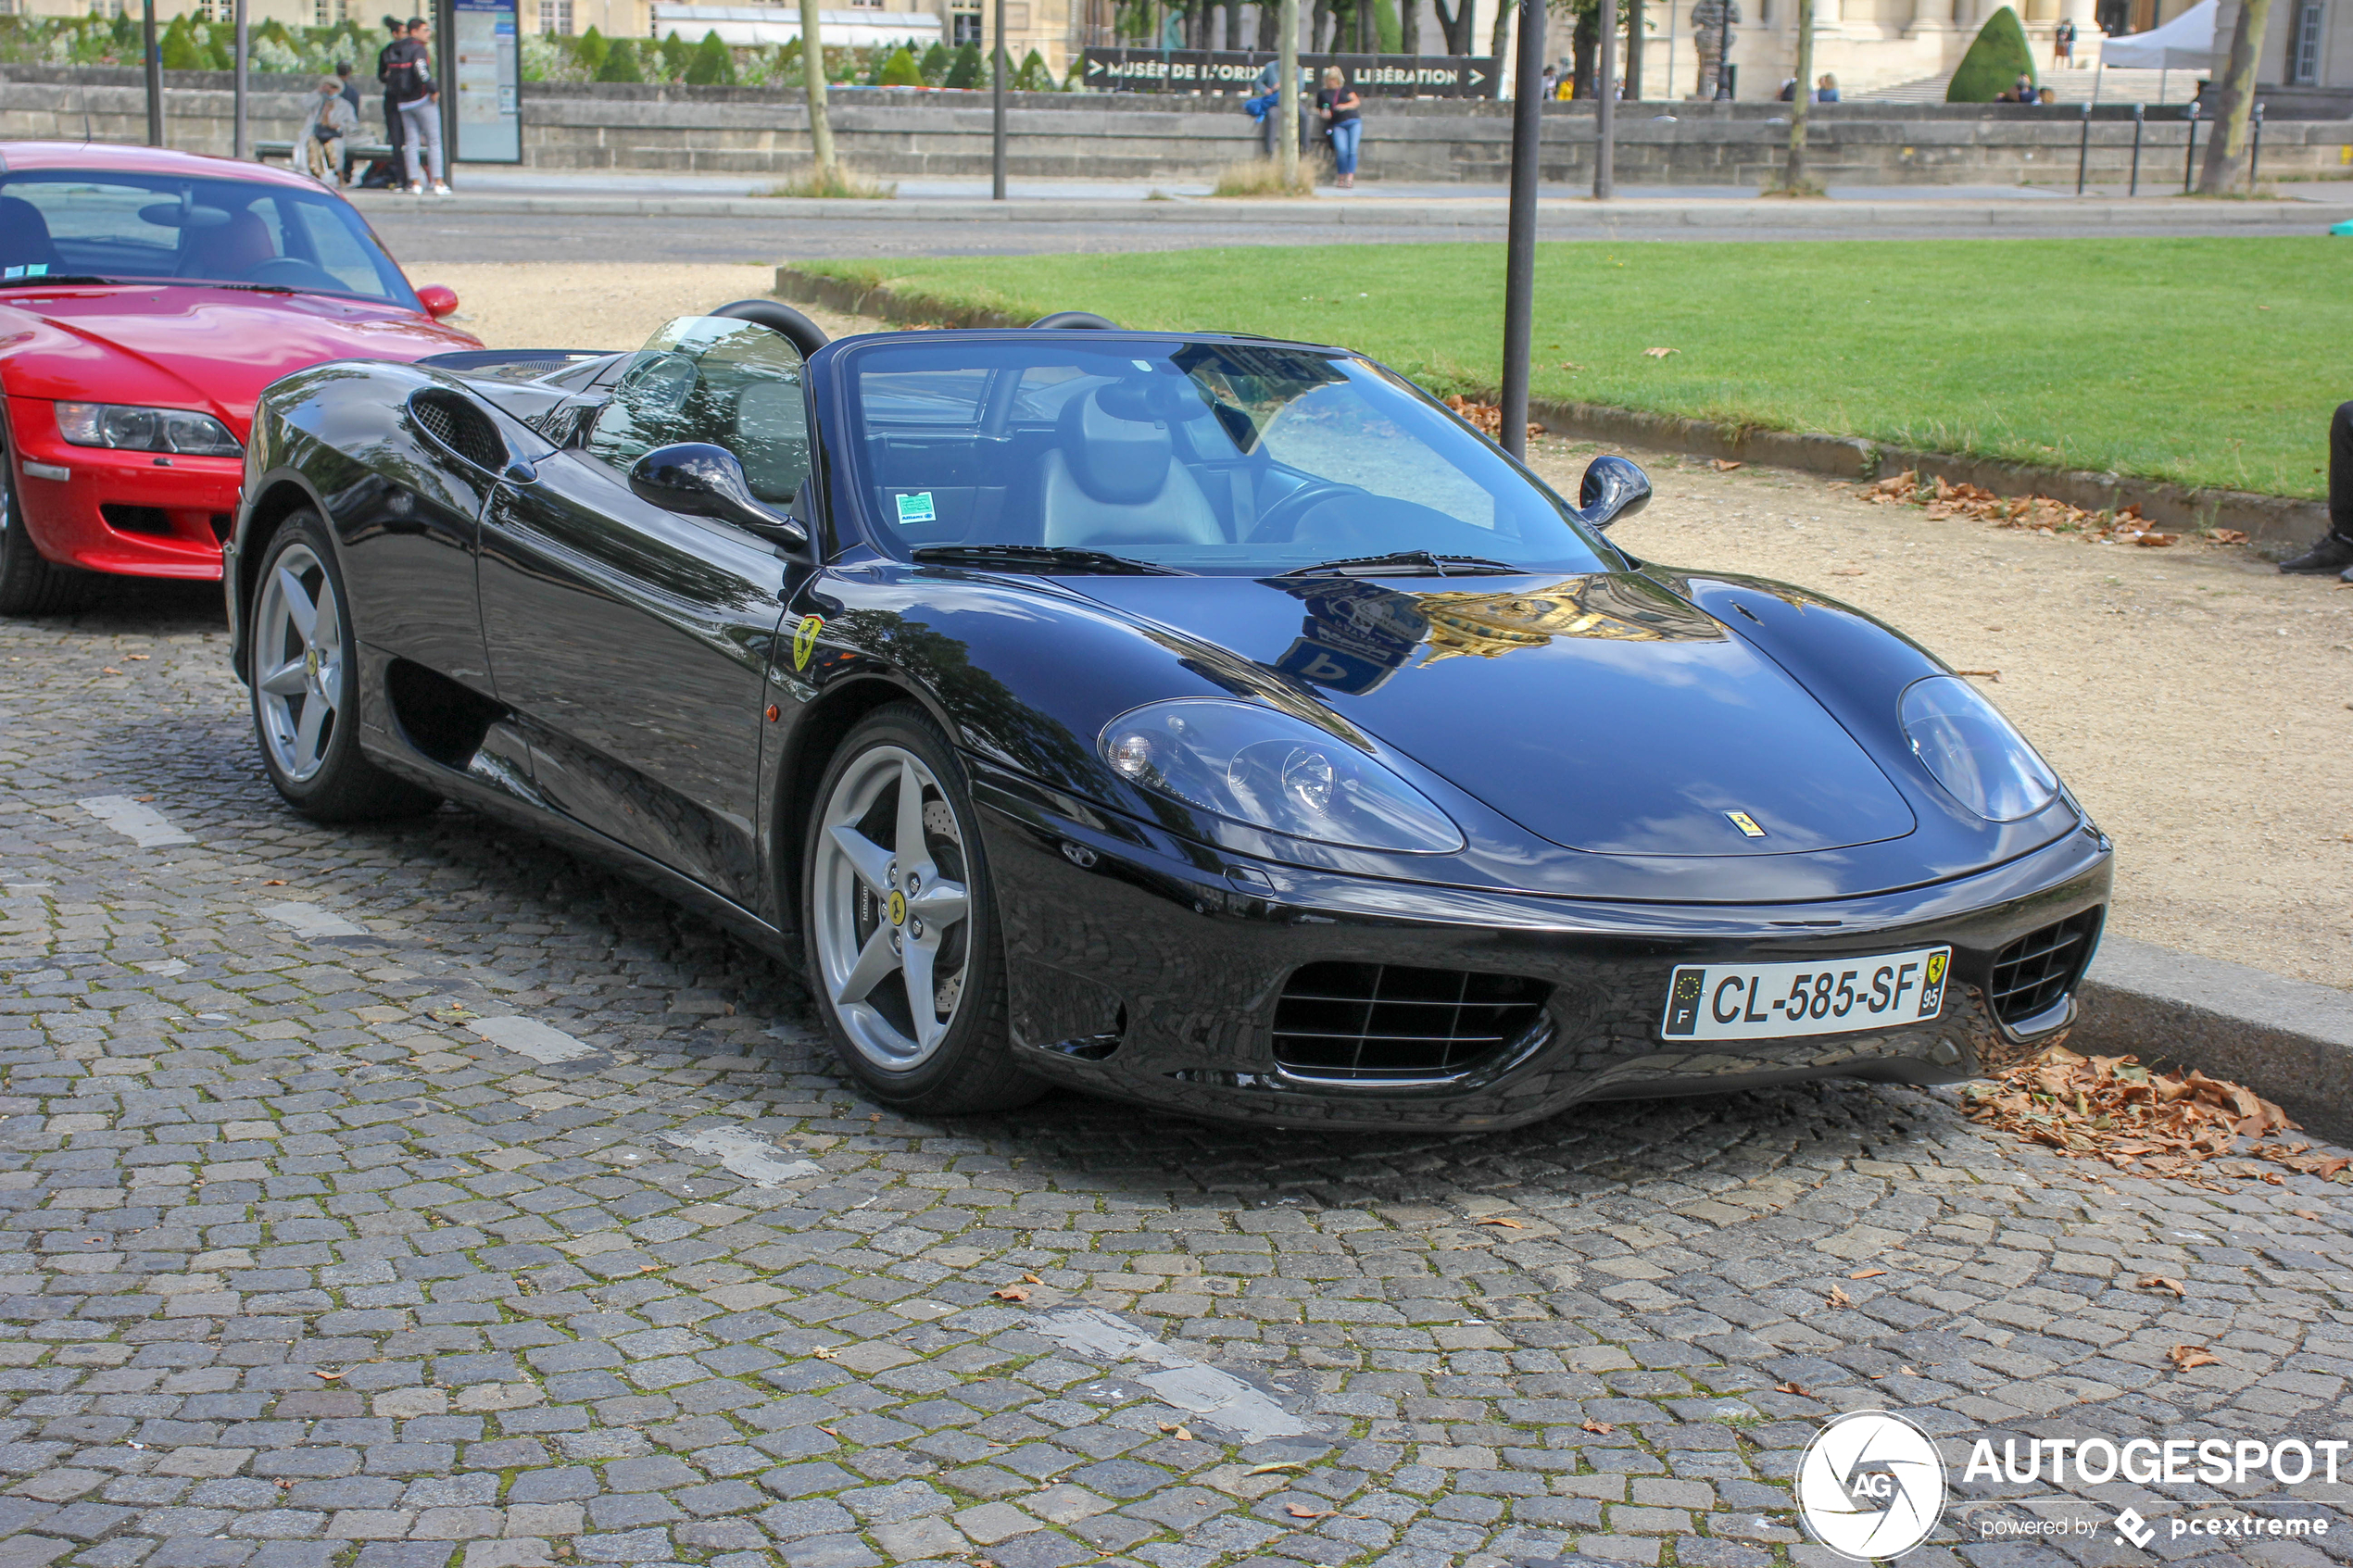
428 262 2353 991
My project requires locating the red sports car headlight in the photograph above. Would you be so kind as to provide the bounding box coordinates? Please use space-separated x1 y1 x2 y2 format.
55 401 243 458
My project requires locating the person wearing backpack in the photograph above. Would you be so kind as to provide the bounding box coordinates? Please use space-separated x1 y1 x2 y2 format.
380 17 449 194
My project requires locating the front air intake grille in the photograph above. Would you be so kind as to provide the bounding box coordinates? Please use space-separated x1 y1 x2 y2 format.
1989 909 2102 1025
1273 961 1549 1081
409 390 508 474
100 504 172 536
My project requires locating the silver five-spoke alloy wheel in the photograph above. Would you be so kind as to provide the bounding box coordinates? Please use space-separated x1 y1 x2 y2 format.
253 543 346 784
811 745 975 1070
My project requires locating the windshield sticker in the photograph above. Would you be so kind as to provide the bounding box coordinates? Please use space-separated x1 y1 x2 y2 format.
2 265 49 280
792 615 824 671
895 492 937 524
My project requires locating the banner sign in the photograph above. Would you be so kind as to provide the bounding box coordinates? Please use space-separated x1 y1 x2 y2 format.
1080 50 1496 96
452 0 522 163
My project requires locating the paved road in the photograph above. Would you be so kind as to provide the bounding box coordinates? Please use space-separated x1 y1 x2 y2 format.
3 578 2350 1568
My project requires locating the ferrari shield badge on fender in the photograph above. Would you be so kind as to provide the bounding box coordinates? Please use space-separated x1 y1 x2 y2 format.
792 615 824 671
1725 810 1767 838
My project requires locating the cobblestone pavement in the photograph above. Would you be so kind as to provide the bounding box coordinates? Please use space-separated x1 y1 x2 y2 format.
2 583 2349 1568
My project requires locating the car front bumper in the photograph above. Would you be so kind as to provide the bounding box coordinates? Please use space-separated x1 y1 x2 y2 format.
6 395 236 580
974 763 2113 1131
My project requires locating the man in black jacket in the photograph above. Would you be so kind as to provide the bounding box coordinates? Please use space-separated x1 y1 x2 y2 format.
381 18 447 194
2279 402 2353 579
373 17 407 168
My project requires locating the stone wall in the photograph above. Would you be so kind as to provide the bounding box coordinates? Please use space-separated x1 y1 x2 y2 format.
6 64 2353 185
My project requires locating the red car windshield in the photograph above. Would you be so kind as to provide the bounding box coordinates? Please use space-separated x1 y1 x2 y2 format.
0 170 419 307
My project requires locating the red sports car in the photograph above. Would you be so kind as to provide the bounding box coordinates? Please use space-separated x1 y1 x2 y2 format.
0 140 481 612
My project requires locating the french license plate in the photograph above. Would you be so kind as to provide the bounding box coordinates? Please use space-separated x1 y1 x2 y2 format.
1659 947 1951 1041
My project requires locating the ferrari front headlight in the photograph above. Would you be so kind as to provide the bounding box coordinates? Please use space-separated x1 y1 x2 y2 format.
1101 698 1463 853
1899 675 2059 822
55 401 242 458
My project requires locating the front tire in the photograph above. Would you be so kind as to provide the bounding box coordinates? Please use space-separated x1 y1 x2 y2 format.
802 704 1045 1115
249 511 440 822
0 420 91 617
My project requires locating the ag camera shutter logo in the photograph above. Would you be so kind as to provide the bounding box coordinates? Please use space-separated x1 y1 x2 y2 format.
1795 1410 1947 1560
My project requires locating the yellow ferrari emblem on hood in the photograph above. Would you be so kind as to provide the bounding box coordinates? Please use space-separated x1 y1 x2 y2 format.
1725 811 1767 838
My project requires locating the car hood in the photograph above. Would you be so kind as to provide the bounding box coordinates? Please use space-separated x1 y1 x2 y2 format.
1075 571 1918 858
0 284 477 434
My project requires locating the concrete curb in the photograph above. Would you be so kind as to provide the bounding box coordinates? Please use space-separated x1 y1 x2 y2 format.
357 189 2353 231
773 267 2333 550
2073 935 2353 1148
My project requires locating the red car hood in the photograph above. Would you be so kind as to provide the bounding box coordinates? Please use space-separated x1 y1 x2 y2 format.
0 284 480 436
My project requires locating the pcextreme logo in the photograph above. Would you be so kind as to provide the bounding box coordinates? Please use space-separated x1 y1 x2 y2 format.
1794 1411 1947 1561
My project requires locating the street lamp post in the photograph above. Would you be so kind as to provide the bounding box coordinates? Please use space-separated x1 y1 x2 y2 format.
992 0 1007 199
1499 0 1545 460
2181 99 2199 194
2128 102 2144 195
1594 0 1617 197
2074 99 2090 194
232 0 249 159
142 0 163 147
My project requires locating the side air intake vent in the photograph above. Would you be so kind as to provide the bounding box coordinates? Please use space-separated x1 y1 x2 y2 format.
1274 962 1550 1081
409 389 508 474
1989 909 2102 1025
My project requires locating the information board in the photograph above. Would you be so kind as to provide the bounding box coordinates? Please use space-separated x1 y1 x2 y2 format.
452 0 521 163
1078 50 1496 96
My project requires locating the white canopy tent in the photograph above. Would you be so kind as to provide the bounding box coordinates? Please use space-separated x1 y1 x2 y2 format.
2099 0 2218 69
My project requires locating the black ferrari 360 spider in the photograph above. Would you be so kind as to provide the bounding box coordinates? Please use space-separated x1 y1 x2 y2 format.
225 303 2111 1128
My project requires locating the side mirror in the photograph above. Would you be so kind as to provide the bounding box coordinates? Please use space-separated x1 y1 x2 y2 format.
416 284 459 320
1578 455 1652 531
629 443 810 552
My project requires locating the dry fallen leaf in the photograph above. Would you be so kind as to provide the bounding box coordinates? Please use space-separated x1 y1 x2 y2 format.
1831 567 1868 576
126 654 149 660
1642 345 1679 358
1580 1417 1614 1435
1900 1366 1919 1377
1285 1504 1333 1520
103 668 123 676
1710 458 1743 471
2137 1274 2187 1298
810 1347 837 1360
1827 1286 1853 1309
820 1426 839 1437
2168 1345 2220 1370
1954 669 2002 682
1848 1269 1886 1280
1023 1273 1044 1285
1476 1217 1525 1229
993 1286 1030 1302
1247 1461 1306 1474
2295 1210 2322 1221
1776 1381 1811 1398
313 1370 343 1381
1963 1046 2304 1175
1174 1426 1193 1441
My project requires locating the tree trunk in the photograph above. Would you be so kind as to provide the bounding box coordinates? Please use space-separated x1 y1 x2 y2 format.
1780 0 1811 187
799 0 834 172
1490 0 1512 96
1623 0 1643 99
2198 0 2272 191
1401 0 1419 56
1278 0 1300 180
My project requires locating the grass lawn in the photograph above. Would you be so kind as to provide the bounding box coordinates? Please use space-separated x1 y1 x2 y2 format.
794 237 2347 498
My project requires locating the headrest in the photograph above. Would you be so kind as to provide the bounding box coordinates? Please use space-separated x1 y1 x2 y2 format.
0 197 55 269
1057 383 1171 506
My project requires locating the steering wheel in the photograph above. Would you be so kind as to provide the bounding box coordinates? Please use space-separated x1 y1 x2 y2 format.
1247 480 1364 544
242 257 347 293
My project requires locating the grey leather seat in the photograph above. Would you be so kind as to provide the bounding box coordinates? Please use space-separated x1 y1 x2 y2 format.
1039 383 1223 549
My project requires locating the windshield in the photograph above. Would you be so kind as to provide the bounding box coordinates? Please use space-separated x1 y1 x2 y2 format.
585 316 811 503
0 171 419 306
835 337 1615 575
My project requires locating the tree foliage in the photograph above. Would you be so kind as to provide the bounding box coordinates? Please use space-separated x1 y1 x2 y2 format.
657 29 693 76
685 29 734 83
1946 6 2034 102
875 44 922 85
943 40 981 88
917 40 949 83
596 36 643 81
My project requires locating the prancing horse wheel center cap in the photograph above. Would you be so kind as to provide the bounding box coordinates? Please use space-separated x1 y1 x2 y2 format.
887 890 906 926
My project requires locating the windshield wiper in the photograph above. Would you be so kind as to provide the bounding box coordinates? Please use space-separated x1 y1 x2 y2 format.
0 274 120 289
1277 550 1529 578
911 545 1186 576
